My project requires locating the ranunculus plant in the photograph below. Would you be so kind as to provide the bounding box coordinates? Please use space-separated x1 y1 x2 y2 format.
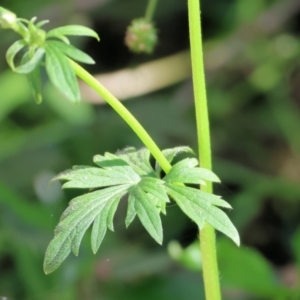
0 1 239 299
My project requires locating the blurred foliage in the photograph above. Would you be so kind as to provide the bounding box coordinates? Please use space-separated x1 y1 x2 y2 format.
1 0 300 299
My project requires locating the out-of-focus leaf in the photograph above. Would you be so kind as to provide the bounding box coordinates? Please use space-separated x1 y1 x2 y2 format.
44 83 95 125
218 239 289 298
168 240 202 272
0 70 30 122
291 226 300 272
0 181 50 230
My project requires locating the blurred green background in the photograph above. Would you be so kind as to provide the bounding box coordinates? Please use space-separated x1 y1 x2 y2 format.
1 0 300 299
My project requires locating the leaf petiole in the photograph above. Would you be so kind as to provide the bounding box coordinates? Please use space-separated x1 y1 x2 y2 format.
69 59 172 174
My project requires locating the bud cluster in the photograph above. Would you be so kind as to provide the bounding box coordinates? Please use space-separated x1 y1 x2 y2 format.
125 18 157 54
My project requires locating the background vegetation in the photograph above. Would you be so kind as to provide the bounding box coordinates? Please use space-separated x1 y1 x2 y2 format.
1 0 300 299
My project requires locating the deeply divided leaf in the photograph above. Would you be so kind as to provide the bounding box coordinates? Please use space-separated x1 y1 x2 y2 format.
44 147 239 274
164 158 220 184
43 185 130 274
117 147 155 177
165 183 240 245
131 186 163 244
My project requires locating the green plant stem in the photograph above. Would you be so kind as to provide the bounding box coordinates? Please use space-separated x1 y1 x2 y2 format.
188 0 221 299
69 60 171 174
145 0 158 21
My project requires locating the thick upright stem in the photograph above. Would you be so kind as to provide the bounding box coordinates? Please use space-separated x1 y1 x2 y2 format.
187 0 221 299
69 60 171 174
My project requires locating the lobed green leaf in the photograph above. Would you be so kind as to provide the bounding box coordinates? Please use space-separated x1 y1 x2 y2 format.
45 147 239 274
54 159 140 189
139 177 169 207
43 185 129 274
91 196 121 253
131 186 163 244
117 147 155 177
93 152 141 182
165 183 240 245
164 157 220 184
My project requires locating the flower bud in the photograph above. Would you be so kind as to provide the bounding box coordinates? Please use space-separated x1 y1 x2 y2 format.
125 18 157 54
0 7 17 29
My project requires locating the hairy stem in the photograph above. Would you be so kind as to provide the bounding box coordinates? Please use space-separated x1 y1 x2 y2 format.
69 60 171 174
188 0 221 299
145 0 158 21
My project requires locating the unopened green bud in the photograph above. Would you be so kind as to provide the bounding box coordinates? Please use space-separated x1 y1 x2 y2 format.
125 18 157 54
0 7 17 29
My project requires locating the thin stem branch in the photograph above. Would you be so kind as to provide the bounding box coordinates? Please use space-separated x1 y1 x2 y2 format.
145 0 158 21
69 60 172 174
187 0 221 299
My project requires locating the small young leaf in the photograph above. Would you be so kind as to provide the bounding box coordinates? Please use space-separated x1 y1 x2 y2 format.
6 39 26 71
54 161 140 189
15 48 45 74
131 186 163 244
50 34 70 44
165 183 240 245
46 40 95 64
22 52 43 103
46 25 99 41
36 20 49 28
27 66 42 103
164 158 220 184
45 43 80 103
